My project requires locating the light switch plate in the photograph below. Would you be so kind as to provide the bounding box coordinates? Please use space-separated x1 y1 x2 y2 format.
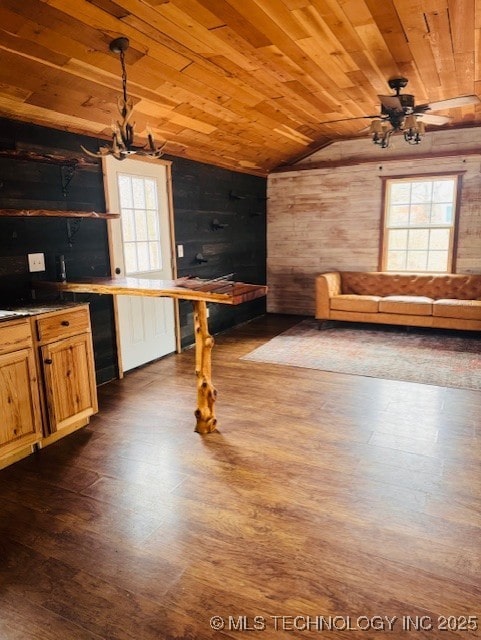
28 252 46 272
177 244 184 258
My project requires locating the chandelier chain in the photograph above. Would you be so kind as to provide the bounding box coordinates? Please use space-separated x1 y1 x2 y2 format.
81 37 166 161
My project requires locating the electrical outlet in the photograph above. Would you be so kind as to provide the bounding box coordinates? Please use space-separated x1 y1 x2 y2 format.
177 244 184 258
28 253 45 272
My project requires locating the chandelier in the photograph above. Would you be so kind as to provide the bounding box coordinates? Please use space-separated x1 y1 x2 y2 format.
82 37 166 161
369 115 425 148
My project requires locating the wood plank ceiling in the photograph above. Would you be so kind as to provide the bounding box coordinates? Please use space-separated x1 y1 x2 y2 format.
0 0 480 176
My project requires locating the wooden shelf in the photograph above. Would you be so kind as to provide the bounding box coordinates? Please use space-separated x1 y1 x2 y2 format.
0 209 119 219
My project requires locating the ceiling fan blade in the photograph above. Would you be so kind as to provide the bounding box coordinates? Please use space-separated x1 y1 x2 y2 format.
318 115 375 125
420 95 480 111
418 113 451 125
378 95 403 110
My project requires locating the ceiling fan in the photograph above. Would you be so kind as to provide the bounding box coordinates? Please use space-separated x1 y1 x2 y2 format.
322 77 480 148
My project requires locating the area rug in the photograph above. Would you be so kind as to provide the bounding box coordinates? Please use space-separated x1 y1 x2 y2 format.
241 320 481 390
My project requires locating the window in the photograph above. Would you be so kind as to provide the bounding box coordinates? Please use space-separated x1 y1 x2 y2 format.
117 173 162 274
381 175 460 273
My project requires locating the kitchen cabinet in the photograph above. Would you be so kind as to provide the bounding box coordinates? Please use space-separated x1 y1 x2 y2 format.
0 304 98 468
33 306 98 443
0 318 42 467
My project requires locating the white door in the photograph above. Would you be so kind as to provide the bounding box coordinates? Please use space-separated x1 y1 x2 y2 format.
103 156 176 373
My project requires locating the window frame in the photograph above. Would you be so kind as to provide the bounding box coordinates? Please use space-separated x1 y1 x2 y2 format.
379 172 463 273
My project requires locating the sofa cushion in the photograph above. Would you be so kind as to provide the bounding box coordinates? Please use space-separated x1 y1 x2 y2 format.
433 299 481 321
341 272 481 300
330 294 381 313
379 296 433 316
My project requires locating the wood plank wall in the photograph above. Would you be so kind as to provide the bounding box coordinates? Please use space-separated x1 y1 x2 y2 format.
0 119 117 383
171 158 266 348
267 128 481 315
0 119 267 380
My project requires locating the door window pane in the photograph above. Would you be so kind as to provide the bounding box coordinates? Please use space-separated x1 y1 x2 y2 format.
149 242 161 270
132 177 146 209
135 210 148 241
137 242 150 272
121 209 135 242
124 243 137 273
146 210 160 239
145 179 157 209
118 175 133 208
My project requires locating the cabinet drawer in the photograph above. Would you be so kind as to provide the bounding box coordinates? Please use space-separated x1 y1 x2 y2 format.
0 320 32 355
36 308 90 343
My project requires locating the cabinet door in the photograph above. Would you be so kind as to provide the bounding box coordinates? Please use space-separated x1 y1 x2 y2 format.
41 333 98 433
0 348 42 455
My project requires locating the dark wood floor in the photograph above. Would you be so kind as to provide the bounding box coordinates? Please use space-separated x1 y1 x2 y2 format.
0 314 480 639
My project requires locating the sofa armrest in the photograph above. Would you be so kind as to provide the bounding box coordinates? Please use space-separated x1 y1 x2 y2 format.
316 272 341 319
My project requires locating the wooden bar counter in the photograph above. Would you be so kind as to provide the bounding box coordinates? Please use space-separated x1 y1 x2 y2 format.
36 277 267 434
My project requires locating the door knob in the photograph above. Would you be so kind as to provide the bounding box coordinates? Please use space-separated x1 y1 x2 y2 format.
44 358 53 365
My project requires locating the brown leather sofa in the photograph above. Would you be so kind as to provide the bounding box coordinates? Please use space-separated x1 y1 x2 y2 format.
315 271 481 331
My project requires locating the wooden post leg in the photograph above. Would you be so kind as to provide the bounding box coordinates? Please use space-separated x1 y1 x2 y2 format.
192 300 218 433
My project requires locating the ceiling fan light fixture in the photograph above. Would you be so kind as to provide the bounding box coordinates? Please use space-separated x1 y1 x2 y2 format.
370 119 393 147
369 119 383 134
369 108 426 149
81 37 166 161
403 115 425 145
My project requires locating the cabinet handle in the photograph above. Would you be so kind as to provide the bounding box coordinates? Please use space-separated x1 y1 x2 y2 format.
44 358 53 365
61 320 70 326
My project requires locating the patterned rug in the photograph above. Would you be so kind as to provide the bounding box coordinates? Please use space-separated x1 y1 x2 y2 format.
241 320 481 390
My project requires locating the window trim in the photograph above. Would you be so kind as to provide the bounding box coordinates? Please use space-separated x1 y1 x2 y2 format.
378 171 464 273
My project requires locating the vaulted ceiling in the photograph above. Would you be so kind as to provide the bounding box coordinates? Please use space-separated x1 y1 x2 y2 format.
0 0 480 176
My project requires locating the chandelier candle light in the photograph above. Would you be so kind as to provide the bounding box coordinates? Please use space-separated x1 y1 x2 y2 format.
82 37 166 161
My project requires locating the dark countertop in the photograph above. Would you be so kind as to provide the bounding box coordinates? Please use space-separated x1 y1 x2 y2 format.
0 310 30 322
0 301 83 323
